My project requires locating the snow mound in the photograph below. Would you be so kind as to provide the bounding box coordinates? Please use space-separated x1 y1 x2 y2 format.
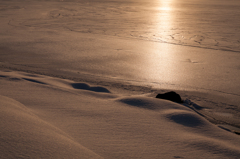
0 95 103 159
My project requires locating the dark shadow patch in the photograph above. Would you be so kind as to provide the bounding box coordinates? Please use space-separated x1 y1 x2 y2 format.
234 131 240 135
71 83 110 93
191 104 203 110
218 124 240 135
119 98 156 110
23 78 46 85
167 113 203 127
218 125 232 132
9 78 22 81
184 99 204 110
90 86 110 93
0 76 22 81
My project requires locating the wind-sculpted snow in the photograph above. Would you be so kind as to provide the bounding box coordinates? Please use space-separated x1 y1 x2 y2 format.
0 95 103 159
0 0 240 132
1 0 240 157
1 70 240 158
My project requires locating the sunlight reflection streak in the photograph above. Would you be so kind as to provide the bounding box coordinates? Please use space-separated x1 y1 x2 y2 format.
146 0 179 83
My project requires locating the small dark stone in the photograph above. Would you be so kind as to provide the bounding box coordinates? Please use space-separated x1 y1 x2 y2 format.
156 91 183 103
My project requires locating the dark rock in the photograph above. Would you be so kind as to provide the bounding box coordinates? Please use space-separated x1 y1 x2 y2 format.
156 91 183 103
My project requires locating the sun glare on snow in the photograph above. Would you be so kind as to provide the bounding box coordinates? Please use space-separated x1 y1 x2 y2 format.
157 6 172 11
157 0 173 11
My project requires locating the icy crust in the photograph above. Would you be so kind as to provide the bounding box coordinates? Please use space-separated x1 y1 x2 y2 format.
1 0 239 52
1 70 240 158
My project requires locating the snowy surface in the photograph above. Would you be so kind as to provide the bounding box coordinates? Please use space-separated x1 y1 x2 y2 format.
0 0 240 158
1 70 240 158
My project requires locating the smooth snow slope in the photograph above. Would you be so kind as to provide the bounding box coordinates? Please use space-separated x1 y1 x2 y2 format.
1 70 240 158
